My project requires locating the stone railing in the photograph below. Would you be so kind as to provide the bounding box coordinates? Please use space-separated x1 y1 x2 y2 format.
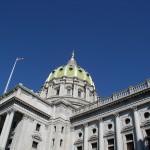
73 79 150 115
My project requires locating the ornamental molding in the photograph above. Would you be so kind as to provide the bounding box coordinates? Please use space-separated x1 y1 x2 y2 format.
70 89 150 120
32 131 42 141
103 131 115 138
121 125 133 133
140 120 150 127
74 139 83 145
88 135 98 141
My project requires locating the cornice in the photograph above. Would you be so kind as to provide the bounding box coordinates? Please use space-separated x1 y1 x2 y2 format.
0 96 51 119
70 87 150 120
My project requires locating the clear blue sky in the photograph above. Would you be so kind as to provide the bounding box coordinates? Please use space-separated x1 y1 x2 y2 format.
0 0 150 98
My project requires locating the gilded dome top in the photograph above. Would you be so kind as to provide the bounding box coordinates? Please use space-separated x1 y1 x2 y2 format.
46 51 95 87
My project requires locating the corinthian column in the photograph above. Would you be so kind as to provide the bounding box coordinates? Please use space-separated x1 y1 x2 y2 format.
114 112 123 150
98 118 104 150
0 112 10 146
0 109 15 149
132 106 144 150
84 123 88 150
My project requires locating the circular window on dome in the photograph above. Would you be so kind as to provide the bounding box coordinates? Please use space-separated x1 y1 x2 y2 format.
52 70 55 74
59 68 63 71
92 128 96 134
78 132 82 138
144 112 150 119
69 67 73 71
108 124 112 129
125 118 130 124
78 69 82 73
86 73 89 77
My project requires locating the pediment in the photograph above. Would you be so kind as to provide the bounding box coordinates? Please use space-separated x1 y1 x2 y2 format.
74 139 83 145
88 135 98 141
141 120 150 127
104 131 115 137
121 125 133 133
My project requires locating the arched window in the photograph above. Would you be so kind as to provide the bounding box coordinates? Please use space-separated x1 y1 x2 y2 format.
108 124 112 129
78 90 82 98
67 89 71 95
60 139 63 147
92 128 96 134
144 112 150 119
125 118 130 124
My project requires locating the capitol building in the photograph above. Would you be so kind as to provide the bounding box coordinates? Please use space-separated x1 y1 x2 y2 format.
0 52 150 150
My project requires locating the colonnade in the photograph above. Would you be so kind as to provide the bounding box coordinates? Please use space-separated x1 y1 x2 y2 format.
80 107 144 150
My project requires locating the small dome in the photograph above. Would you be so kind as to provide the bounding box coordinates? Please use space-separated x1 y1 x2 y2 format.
46 51 95 87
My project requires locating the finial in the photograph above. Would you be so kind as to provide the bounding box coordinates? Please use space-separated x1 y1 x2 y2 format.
72 50 75 59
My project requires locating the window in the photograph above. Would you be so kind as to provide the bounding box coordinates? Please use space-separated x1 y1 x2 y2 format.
108 124 112 129
78 90 81 97
61 126 64 133
77 146 82 150
32 141 38 148
54 126 56 132
36 123 41 132
125 118 130 124
144 112 150 119
146 129 150 149
56 89 59 95
67 89 71 95
108 139 114 150
125 134 134 150
69 67 73 71
60 139 63 147
52 139 55 146
93 128 96 134
91 142 97 149
79 132 82 138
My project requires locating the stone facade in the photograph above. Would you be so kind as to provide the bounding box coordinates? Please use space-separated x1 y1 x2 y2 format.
0 55 150 150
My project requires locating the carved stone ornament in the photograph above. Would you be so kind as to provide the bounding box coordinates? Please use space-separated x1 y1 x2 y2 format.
132 106 137 112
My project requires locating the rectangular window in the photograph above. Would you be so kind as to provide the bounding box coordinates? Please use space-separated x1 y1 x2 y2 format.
77 146 82 150
108 139 114 150
32 141 38 148
61 126 64 133
146 129 150 150
36 123 41 132
56 89 59 95
67 89 71 95
54 126 56 132
78 91 81 97
125 134 134 150
92 142 97 149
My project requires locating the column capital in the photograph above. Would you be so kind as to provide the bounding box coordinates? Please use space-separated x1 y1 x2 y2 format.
7 108 16 114
132 106 137 111
22 114 29 120
113 112 119 117
83 122 88 127
97 117 103 122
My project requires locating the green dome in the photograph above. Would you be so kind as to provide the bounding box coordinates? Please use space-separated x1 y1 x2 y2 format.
46 52 95 87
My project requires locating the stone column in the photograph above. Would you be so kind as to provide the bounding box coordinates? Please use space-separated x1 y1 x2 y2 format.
0 109 15 149
12 115 28 150
0 112 10 146
85 86 90 102
132 106 144 150
115 113 123 150
84 123 88 150
47 84 52 98
73 83 78 98
98 118 104 150
70 126 75 150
